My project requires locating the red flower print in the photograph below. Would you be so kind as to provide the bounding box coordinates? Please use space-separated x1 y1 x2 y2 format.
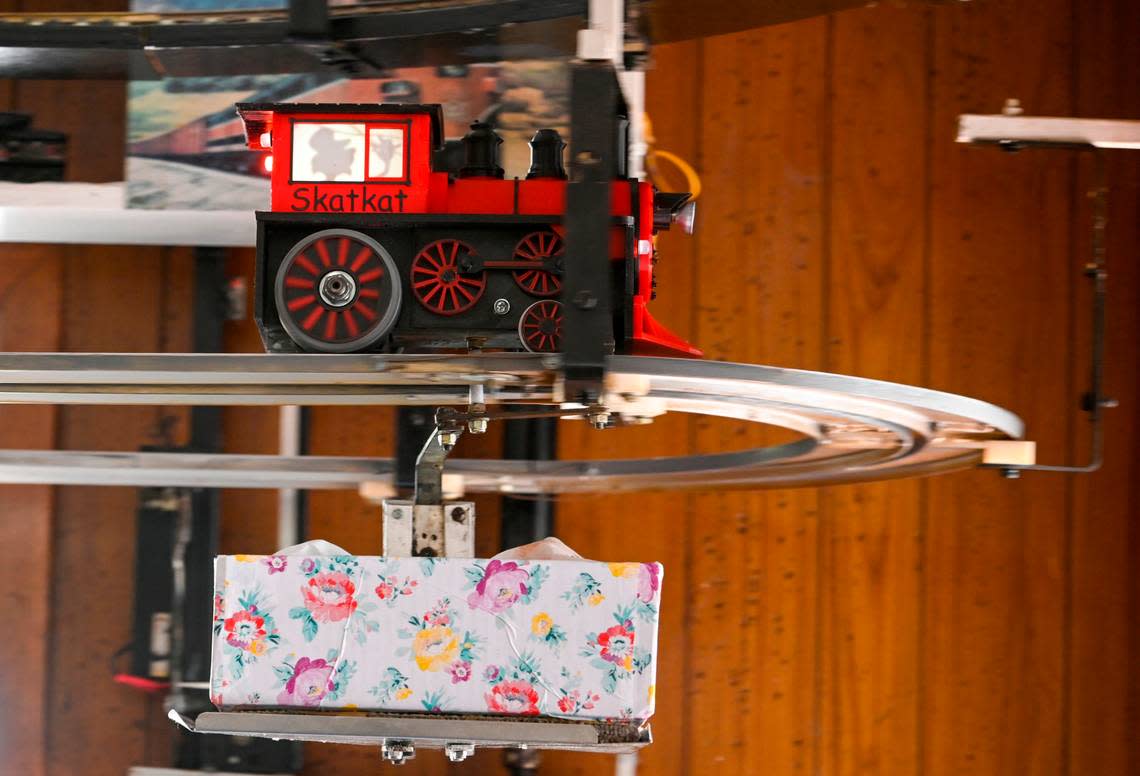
557 695 576 713
375 581 394 600
597 623 636 668
223 609 267 651
301 572 358 623
485 680 541 715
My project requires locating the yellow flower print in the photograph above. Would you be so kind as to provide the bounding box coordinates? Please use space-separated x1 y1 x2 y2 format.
396 687 413 700
608 562 639 578
531 613 553 637
412 625 459 671
588 592 605 607
247 639 267 656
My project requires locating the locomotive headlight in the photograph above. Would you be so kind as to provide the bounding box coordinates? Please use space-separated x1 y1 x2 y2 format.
675 200 697 235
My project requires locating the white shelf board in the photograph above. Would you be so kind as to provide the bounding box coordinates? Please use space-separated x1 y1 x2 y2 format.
0 182 255 247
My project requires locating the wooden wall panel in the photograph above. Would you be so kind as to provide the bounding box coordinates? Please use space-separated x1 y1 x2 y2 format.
1068 1 1140 773
821 8 926 776
925 1 1073 774
686 21 828 775
0 245 61 776
46 246 188 776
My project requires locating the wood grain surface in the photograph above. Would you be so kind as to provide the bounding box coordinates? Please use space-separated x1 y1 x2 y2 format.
0 2 1136 774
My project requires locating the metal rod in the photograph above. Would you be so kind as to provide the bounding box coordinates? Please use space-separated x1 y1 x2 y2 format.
982 149 1116 476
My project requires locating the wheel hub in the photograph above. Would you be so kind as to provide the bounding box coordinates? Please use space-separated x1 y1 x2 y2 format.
318 270 356 308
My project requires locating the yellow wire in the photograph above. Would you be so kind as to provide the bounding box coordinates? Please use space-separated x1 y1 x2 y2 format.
643 113 702 200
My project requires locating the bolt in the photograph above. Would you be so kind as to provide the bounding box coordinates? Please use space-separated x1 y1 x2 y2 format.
381 741 415 765
588 410 611 430
1001 467 1021 479
467 417 488 434
445 743 475 763
493 298 511 315
451 506 467 524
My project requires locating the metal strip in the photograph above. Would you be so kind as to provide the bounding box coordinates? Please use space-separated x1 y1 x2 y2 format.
183 710 649 752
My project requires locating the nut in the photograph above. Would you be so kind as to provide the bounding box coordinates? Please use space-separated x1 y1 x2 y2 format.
467 417 488 434
492 298 511 315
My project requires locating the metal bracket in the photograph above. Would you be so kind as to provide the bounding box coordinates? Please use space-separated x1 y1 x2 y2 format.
382 499 475 559
562 60 626 404
381 412 472 558
959 109 1123 476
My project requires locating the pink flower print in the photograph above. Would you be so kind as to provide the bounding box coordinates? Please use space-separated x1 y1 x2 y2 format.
301 572 358 623
466 560 529 614
483 665 501 682
449 660 473 684
557 694 575 713
262 555 288 575
375 581 394 600
300 558 316 574
276 657 333 706
637 563 659 603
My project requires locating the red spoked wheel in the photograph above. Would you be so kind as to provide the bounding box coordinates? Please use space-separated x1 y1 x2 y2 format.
274 229 402 353
412 239 486 316
518 299 564 353
512 230 563 297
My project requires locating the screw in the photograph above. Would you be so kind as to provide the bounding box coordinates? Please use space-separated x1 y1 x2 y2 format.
445 743 475 763
572 290 598 310
493 298 511 315
391 508 403 520
451 507 467 524
1001 467 1021 479
588 410 611 430
467 416 488 434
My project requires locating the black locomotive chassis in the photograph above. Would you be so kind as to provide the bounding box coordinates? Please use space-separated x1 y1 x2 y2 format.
255 212 634 354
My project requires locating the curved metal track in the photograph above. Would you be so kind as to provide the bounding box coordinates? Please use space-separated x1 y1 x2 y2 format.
0 1 583 78
0 353 1024 491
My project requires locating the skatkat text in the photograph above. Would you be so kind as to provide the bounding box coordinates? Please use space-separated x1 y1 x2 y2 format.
290 185 409 213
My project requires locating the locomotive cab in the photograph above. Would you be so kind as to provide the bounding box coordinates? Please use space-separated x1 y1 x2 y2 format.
237 102 700 357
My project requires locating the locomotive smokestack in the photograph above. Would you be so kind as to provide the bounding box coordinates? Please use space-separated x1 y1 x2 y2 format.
526 129 567 179
458 121 504 179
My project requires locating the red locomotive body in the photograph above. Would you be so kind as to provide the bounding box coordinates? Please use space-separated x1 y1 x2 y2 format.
237 102 699 357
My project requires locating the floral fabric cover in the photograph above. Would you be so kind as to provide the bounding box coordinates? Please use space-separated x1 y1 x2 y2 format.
210 553 663 721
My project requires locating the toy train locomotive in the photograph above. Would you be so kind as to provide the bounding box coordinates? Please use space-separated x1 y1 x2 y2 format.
236 102 700 356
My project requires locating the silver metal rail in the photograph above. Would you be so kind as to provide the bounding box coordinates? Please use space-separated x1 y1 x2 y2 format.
0 354 1027 490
